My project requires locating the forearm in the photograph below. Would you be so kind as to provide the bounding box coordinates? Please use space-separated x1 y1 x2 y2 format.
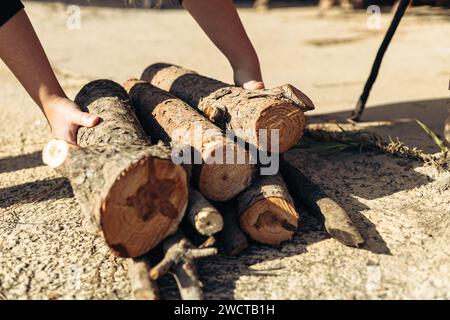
182 0 260 71
0 9 66 111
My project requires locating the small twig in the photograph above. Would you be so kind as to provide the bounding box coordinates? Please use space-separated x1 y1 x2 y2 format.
150 231 217 300
199 236 216 249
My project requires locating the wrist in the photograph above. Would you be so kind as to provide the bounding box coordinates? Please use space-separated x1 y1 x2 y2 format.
41 93 68 111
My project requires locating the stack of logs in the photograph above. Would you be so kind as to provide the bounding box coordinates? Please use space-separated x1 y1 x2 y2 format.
42 63 364 300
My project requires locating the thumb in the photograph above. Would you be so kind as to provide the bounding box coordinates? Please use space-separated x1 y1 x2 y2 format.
74 110 100 128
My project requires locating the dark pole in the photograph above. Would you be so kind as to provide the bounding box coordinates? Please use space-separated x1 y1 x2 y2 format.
350 0 410 121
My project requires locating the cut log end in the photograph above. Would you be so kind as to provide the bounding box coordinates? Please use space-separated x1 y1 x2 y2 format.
101 157 188 258
125 78 255 202
239 197 299 245
123 78 146 92
141 63 311 154
199 140 254 201
187 188 224 236
42 139 71 169
194 209 224 236
256 103 306 153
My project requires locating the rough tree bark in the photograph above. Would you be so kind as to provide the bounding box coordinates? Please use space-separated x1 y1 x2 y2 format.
124 79 255 201
186 188 223 236
140 63 314 153
127 258 159 300
43 80 189 258
150 231 217 300
280 158 365 247
217 202 249 256
236 174 299 245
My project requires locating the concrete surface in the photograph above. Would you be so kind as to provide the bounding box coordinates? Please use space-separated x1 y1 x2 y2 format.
0 2 449 299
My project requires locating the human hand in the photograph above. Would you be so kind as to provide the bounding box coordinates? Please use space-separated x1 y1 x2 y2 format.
43 96 99 145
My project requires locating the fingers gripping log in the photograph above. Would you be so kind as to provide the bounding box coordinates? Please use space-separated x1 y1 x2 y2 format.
124 80 255 201
150 231 218 300
43 80 189 258
186 188 224 236
140 63 314 153
280 158 365 247
236 174 299 245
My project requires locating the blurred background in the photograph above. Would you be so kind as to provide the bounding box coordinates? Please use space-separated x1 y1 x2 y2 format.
25 0 450 9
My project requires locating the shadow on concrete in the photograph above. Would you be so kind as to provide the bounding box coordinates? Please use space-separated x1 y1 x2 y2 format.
310 97 449 153
0 151 44 174
0 177 72 208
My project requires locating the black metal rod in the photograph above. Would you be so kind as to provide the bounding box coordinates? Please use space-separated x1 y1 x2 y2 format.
350 0 410 121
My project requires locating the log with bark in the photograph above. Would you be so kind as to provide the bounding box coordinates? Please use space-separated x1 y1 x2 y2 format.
217 202 249 256
124 79 255 201
236 174 299 245
127 258 159 300
185 188 223 236
150 231 217 300
280 158 365 247
140 63 314 153
43 80 189 258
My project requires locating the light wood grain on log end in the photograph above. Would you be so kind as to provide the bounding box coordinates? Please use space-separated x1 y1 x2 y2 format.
123 78 147 93
194 209 224 236
42 139 72 168
240 197 299 245
187 187 224 237
100 157 188 258
256 102 306 153
198 140 254 201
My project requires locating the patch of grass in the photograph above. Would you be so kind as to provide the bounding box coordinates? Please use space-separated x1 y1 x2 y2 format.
416 119 449 153
296 125 449 171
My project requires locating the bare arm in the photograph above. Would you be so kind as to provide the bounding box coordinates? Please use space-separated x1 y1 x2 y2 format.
0 9 98 144
183 0 264 89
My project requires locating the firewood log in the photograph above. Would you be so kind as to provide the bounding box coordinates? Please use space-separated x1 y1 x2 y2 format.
186 188 223 236
127 259 159 300
43 80 189 258
124 79 255 201
280 158 365 247
236 173 299 245
140 63 314 153
217 202 249 256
